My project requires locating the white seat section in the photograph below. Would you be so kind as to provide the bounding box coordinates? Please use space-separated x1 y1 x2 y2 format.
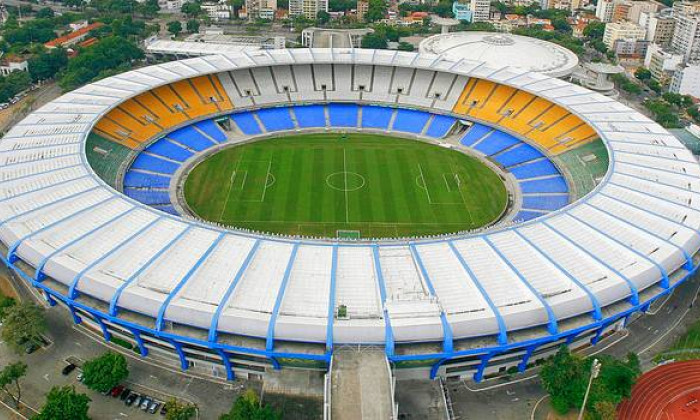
250 67 287 104
118 228 222 317
431 74 468 112
334 246 381 319
0 144 80 166
288 64 324 102
77 218 188 301
587 193 700 257
327 65 358 102
363 65 396 103
400 69 434 108
603 131 683 148
615 153 700 177
570 203 688 276
44 209 160 284
451 238 547 332
270 65 297 93
352 65 374 92
517 224 630 308
217 71 254 108
547 214 660 291
312 64 334 91
601 183 700 233
489 230 593 320
219 241 295 338
378 246 443 342
275 245 333 343
0 133 83 152
413 242 501 339
612 143 697 162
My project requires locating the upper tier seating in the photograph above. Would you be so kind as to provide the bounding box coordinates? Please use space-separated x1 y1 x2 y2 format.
473 131 520 156
460 124 493 147
231 113 263 135
167 126 217 152
195 120 226 143
425 115 456 138
144 140 194 162
493 144 544 168
130 154 180 175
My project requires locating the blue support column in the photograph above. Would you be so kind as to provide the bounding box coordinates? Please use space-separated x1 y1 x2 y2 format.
372 245 395 357
68 305 82 324
95 316 112 342
44 290 57 307
129 328 148 357
217 349 235 381
326 245 339 353
591 325 605 345
518 346 537 373
474 353 493 383
430 358 447 379
169 339 189 371
265 243 300 357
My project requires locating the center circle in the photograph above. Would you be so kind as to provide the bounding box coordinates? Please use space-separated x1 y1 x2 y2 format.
326 172 366 192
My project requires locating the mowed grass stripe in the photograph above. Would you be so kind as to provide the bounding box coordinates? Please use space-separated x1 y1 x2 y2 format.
184 133 508 238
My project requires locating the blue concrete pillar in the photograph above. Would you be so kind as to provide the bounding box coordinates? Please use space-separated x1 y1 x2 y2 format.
217 349 235 381
169 340 189 371
518 346 537 373
129 329 148 357
473 354 493 383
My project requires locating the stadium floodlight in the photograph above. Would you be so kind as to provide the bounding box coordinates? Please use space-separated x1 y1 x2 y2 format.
578 358 602 420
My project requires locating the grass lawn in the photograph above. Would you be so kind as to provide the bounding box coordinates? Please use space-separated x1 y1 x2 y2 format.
184 133 508 238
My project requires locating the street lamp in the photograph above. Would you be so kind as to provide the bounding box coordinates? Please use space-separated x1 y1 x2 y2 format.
578 358 602 420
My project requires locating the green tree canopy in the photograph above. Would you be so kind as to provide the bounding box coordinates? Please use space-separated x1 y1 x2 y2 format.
181 2 202 17
360 33 387 49
0 361 27 408
365 0 386 22
35 386 90 420
316 10 331 25
82 352 129 393
634 67 652 81
28 48 68 82
167 20 183 37
0 295 16 321
0 301 46 354
397 41 414 51
186 19 200 33
219 389 281 420
164 398 197 420
583 21 605 40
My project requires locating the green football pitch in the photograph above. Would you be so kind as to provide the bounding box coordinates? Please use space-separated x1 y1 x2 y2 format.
183 133 508 238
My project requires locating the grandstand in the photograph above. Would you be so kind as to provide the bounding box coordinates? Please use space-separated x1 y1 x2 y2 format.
1 49 699 386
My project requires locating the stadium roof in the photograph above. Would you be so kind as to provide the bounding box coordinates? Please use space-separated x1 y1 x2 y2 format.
419 32 580 78
0 48 698 351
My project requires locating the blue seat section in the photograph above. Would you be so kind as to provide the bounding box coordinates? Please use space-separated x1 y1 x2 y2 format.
294 105 326 128
328 104 358 127
257 108 295 131
460 124 492 147
510 160 560 179
392 109 431 133
361 106 393 129
124 188 171 205
145 141 193 162
474 131 521 156
514 210 546 222
124 172 171 188
168 126 216 151
521 195 569 211
195 120 226 142
131 154 179 175
154 205 178 215
425 115 456 138
232 112 263 135
520 177 569 194
493 143 544 167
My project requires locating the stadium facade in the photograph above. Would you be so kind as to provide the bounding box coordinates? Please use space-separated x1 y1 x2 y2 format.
1 48 699 382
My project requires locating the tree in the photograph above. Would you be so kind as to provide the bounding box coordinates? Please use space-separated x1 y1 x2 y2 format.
28 48 68 82
0 362 27 408
583 21 605 40
1 302 46 354
186 19 200 33
365 0 386 22
397 41 414 51
82 352 128 393
167 20 183 37
219 389 281 420
181 1 201 17
360 33 387 49
35 386 90 420
0 296 16 321
138 0 160 17
634 67 652 81
540 346 588 414
35 7 55 18
316 10 331 25
164 398 197 420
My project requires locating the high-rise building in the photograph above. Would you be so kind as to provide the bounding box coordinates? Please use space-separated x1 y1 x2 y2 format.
289 0 328 20
626 0 661 24
673 1 700 18
469 0 490 22
596 0 615 23
356 0 368 21
671 12 700 62
644 43 684 83
640 10 675 46
670 63 700 98
246 0 277 20
603 21 646 49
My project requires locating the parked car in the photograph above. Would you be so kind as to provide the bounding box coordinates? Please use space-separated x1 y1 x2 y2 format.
77 371 84 382
120 388 131 400
140 397 152 411
25 343 38 354
148 401 161 414
160 404 168 415
61 364 76 375
125 393 139 406
111 385 125 398
135 395 147 407
101 387 112 396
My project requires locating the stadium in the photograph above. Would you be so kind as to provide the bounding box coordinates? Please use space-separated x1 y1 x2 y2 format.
1 47 699 385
